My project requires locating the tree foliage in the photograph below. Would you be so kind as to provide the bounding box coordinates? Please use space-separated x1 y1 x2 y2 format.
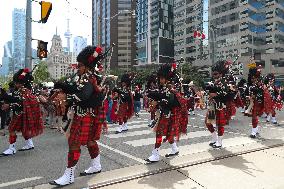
181 63 210 87
108 63 210 88
33 61 50 84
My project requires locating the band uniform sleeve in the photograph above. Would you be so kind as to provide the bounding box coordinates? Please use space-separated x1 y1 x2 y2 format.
2 92 21 104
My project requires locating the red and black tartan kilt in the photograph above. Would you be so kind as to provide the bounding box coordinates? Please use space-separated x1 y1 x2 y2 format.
178 97 188 134
216 109 227 127
263 89 273 114
116 103 129 123
225 100 236 121
9 114 23 133
274 100 283 110
156 107 181 142
68 113 96 146
252 102 264 117
187 97 195 110
234 94 244 108
93 106 106 140
9 113 43 139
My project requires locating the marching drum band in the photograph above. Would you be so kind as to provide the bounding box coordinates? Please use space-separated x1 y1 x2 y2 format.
0 45 283 186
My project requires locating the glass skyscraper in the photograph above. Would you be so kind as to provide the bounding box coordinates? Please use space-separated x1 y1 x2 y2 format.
174 0 209 64
136 0 174 64
209 0 284 77
12 8 26 73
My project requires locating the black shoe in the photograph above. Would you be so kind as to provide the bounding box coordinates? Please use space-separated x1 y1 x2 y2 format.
79 170 101 176
18 147 34 151
209 142 216 147
145 159 159 164
165 151 179 158
212 144 222 148
0 153 14 157
115 131 122 134
49 181 59 186
49 180 73 186
49 181 70 186
250 134 256 138
272 122 278 125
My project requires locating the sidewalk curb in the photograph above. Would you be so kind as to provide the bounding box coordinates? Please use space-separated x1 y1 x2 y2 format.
88 138 284 189
23 137 284 189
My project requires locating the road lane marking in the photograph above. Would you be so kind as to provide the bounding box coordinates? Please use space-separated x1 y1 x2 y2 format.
0 177 43 188
97 142 146 164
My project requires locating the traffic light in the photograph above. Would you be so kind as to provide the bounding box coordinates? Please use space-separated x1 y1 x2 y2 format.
37 40 48 59
40 1 52 23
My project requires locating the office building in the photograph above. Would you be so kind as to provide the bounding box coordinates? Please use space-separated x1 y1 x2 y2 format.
12 8 26 73
73 36 87 56
92 0 136 69
209 0 284 78
174 0 210 65
136 0 175 65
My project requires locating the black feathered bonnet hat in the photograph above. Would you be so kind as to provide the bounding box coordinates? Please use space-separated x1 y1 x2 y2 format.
211 60 229 75
120 73 133 87
76 45 103 71
13 68 33 86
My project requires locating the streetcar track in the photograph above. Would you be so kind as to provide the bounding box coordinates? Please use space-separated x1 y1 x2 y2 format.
89 142 284 189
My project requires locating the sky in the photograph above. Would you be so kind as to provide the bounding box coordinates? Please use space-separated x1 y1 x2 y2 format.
0 0 92 64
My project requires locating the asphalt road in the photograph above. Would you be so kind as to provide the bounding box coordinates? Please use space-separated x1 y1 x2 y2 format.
0 108 283 189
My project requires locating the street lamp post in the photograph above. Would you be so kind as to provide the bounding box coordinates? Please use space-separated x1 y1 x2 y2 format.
25 0 32 70
127 14 129 72
209 25 217 65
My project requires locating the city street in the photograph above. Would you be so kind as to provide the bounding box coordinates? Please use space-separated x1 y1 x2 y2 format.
0 109 284 189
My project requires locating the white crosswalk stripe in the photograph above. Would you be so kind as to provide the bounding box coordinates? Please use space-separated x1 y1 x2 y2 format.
103 110 272 160
107 122 149 132
159 136 257 156
107 129 153 139
124 131 211 147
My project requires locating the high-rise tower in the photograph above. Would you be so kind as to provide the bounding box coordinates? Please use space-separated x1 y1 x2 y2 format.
64 18 72 52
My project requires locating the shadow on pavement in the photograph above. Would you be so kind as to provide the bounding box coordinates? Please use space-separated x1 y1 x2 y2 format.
137 168 193 189
207 147 263 177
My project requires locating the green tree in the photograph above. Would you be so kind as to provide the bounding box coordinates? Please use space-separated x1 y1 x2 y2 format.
181 63 210 87
33 61 50 84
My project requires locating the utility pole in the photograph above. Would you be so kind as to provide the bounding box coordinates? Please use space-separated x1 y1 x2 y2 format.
127 14 129 72
25 0 32 70
147 0 151 64
209 25 216 65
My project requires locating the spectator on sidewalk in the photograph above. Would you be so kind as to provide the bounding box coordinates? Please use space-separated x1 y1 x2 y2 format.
133 85 143 117
105 91 113 123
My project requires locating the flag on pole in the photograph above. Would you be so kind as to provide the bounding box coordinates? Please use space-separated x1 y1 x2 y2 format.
193 30 206 40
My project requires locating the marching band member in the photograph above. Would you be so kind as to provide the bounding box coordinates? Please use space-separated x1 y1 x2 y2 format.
205 60 231 148
114 74 134 134
246 65 264 138
264 73 282 124
237 79 247 113
1 68 44 155
146 64 187 163
224 74 238 121
145 74 158 127
50 46 105 186
183 79 196 115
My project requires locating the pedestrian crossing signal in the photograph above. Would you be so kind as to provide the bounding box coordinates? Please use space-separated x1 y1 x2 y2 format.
37 40 48 59
40 1 52 23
